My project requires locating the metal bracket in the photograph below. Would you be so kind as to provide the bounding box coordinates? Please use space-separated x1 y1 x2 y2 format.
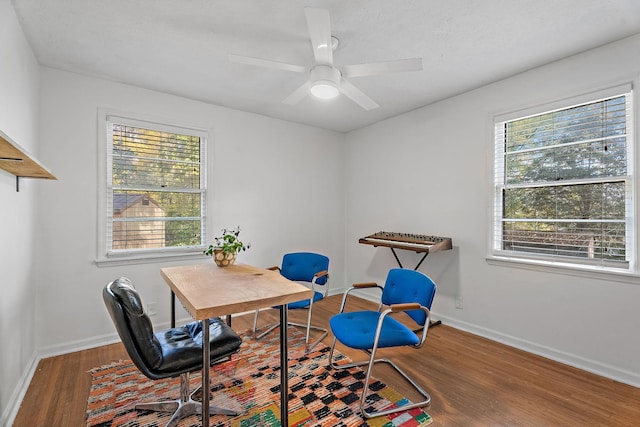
390 247 429 270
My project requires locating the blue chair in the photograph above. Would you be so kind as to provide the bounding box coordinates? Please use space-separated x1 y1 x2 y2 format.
328 268 436 419
253 252 330 352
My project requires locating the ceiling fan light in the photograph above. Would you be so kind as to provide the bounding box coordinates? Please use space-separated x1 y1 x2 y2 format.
310 81 339 99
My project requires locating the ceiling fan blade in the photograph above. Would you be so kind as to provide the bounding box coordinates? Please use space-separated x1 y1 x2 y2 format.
282 81 311 105
304 7 333 66
339 79 379 111
228 53 306 73
342 58 423 78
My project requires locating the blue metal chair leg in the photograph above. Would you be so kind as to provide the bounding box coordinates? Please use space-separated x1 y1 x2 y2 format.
253 306 327 353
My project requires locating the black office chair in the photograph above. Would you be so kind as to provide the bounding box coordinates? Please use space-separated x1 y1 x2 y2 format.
103 277 242 427
328 268 436 419
253 252 330 353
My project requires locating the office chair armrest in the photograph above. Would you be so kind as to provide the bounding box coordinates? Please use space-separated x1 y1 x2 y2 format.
337 282 384 313
311 269 330 296
389 303 421 312
313 270 329 280
352 282 378 288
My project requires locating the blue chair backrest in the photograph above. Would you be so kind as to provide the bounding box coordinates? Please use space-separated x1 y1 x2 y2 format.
381 268 436 327
280 252 329 285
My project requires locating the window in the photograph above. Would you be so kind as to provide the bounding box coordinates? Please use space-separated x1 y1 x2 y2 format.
99 113 207 262
492 85 634 272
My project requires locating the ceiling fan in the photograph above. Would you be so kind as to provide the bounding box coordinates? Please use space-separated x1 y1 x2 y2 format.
228 7 423 111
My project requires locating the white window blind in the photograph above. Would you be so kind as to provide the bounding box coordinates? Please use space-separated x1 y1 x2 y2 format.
493 86 634 270
103 115 207 258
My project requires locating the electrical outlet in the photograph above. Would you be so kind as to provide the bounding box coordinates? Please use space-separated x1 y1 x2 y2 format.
147 302 158 316
455 297 463 309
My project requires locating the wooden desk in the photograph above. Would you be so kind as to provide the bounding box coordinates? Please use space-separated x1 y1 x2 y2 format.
161 263 313 427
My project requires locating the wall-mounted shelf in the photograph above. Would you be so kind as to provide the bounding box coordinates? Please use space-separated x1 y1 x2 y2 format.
0 130 56 191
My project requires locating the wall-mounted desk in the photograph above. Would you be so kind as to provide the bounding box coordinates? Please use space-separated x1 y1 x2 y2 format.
160 263 313 427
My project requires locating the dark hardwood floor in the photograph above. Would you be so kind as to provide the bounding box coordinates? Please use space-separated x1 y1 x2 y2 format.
13 295 640 426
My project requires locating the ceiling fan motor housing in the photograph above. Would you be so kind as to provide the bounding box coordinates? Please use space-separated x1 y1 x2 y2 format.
310 65 341 98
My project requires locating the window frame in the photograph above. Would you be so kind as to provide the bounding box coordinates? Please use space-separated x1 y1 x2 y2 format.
97 109 209 265
488 84 639 280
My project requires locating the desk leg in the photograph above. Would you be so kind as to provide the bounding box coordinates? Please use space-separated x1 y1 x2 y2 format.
202 318 210 427
171 291 176 328
279 305 289 426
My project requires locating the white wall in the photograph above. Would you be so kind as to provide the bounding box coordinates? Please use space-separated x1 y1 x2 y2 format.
33 68 346 354
0 0 41 424
345 34 640 386
3 11 639 424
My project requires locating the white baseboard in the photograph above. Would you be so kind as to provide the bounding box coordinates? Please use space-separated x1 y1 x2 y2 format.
37 310 263 360
1 332 125 426
2 314 206 425
3 311 272 426
347 289 639 388
38 333 121 359
36 316 196 359
433 312 640 388
1 352 39 427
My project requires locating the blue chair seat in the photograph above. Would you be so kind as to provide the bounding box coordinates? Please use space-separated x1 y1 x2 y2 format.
330 311 420 349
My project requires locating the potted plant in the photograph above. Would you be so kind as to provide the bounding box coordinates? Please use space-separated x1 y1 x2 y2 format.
204 226 250 267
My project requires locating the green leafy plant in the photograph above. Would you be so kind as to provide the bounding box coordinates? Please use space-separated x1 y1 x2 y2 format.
203 226 250 256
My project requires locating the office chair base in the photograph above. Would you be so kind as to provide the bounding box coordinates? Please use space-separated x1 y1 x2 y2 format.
136 400 237 427
135 373 237 427
328 339 431 419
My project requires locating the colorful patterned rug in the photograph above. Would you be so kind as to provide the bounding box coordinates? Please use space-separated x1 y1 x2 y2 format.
86 328 432 426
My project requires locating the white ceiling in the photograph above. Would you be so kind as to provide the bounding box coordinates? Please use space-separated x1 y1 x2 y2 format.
11 0 640 133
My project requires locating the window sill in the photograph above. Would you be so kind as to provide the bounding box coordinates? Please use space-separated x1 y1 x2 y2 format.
486 255 640 285
96 250 208 267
